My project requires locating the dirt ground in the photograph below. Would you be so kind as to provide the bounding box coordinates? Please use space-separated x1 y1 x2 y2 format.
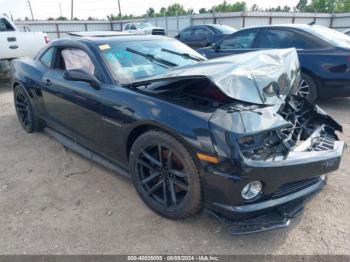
0 77 349 255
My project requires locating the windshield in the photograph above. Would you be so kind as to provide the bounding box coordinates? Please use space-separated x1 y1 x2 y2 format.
308 25 350 49
211 24 236 34
137 22 153 29
99 38 206 84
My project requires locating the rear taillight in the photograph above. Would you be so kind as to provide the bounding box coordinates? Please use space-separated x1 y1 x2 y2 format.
44 35 50 44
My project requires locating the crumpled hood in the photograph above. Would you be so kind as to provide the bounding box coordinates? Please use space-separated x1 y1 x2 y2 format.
131 48 300 105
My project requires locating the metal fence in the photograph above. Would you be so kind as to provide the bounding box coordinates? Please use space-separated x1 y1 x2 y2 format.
14 11 350 39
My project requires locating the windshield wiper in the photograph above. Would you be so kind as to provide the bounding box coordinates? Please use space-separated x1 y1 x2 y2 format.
126 48 178 68
161 48 204 62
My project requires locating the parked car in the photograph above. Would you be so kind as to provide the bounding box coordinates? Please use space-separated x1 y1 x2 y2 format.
175 24 236 49
11 35 345 234
343 28 350 36
122 22 165 35
198 24 350 103
0 15 49 62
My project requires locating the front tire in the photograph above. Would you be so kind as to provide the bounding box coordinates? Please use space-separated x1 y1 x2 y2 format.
129 130 203 219
14 85 42 133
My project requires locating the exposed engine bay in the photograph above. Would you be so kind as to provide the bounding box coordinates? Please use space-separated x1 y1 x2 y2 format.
236 95 342 161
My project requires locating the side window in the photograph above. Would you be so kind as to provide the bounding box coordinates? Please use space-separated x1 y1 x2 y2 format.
219 29 258 49
58 48 95 75
130 23 137 30
40 48 55 67
194 27 213 38
0 18 15 31
180 28 194 41
124 24 130 30
256 29 299 49
256 29 322 49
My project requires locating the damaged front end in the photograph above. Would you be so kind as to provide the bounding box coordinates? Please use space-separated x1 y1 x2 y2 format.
131 48 345 234
206 95 345 234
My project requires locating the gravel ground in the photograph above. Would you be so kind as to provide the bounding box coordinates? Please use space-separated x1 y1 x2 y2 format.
0 78 349 255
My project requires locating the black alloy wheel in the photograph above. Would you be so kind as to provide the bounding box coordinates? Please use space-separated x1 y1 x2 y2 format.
129 131 202 219
14 85 42 133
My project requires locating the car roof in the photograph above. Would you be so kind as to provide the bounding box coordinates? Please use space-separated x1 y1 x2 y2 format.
51 34 174 46
239 24 314 31
67 31 131 37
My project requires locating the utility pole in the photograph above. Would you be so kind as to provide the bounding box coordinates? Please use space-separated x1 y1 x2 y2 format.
59 2 62 17
71 0 74 20
117 0 121 17
27 0 34 20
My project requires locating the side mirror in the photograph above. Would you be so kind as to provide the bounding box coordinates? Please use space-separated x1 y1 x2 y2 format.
175 34 180 39
63 69 101 89
211 43 220 51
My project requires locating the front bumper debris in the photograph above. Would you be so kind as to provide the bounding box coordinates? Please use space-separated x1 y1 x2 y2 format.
205 178 325 235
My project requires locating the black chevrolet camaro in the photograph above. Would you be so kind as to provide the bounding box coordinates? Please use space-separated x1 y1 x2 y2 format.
11 35 345 234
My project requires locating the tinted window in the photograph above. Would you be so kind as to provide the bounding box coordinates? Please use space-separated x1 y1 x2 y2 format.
137 22 152 29
40 48 54 67
124 24 130 30
219 29 258 49
194 27 213 38
180 28 194 41
257 29 310 49
130 24 137 30
0 18 15 31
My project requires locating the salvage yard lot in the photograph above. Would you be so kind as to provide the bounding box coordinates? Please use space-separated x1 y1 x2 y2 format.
0 78 349 255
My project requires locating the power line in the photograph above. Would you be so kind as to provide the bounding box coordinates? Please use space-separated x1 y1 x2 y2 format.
27 0 34 20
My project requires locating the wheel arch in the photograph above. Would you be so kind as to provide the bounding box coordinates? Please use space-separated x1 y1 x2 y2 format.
126 122 198 163
300 67 320 90
13 81 34 98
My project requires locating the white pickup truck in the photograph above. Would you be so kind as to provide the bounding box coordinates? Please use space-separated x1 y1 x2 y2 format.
122 22 165 35
0 15 49 61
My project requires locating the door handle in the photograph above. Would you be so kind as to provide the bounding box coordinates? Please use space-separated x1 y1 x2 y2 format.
9 45 18 49
7 37 16 42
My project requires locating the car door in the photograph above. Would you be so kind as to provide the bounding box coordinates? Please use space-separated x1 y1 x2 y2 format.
41 46 104 151
128 23 137 34
203 28 260 58
191 27 214 49
179 28 195 48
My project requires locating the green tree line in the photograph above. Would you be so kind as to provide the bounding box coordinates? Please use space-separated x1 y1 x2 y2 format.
39 0 350 21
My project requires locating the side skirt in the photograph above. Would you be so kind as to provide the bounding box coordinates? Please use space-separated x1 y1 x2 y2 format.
44 127 130 179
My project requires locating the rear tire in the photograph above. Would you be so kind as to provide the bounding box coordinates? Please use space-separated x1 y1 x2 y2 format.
298 73 318 103
14 85 43 133
129 130 203 219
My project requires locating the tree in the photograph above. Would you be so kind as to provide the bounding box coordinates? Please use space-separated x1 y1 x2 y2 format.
212 1 246 12
166 3 187 16
199 8 207 13
146 7 155 17
159 7 167 16
56 16 68 20
296 0 309 11
187 8 194 15
250 4 260 11
336 0 350 12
